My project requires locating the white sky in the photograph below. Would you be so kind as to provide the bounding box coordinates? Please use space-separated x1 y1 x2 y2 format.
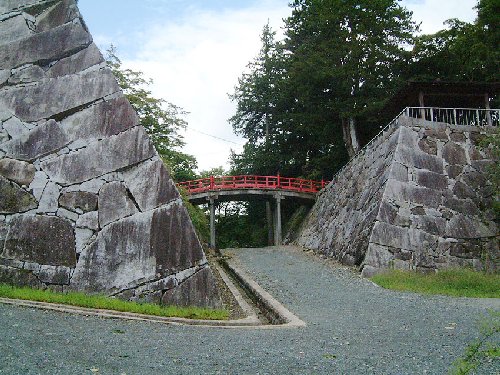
79 0 478 172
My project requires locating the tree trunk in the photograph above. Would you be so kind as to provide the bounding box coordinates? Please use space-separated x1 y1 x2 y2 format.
341 117 360 158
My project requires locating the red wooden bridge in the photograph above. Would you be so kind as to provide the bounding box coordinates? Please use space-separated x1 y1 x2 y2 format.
177 175 328 249
177 175 327 195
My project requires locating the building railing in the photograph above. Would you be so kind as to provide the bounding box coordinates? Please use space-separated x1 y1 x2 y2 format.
406 107 499 127
178 175 327 194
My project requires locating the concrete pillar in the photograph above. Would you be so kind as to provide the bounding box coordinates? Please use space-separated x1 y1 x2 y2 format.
266 200 274 246
274 193 282 246
209 197 216 249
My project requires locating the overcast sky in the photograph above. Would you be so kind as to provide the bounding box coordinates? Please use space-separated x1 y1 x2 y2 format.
78 0 478 172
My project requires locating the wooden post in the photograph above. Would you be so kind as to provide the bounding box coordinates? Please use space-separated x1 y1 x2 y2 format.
266 200 274 246
274 193 282 246
209 197 216 249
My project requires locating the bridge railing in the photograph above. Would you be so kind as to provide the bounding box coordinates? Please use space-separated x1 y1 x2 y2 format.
177 175 327 194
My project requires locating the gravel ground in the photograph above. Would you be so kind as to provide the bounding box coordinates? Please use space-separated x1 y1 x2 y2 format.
1 246 499 375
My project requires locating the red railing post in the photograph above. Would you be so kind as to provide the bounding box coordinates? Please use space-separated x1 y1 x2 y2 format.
277 173 281 190
210 175 214 190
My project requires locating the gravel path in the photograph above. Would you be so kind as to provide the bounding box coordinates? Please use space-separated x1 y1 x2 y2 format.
1 246 498 374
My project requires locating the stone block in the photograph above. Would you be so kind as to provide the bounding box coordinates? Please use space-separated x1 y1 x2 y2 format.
28 171 48 201
362 243 394 271
0 69 119 122
424 128 449 141
0 20 91 70
2 119 68 161
162 267 221 308
418 137 437 155
453 181 476 200
0 69 9 87
0 0 41 14
9 64 45 85
3 215 76 267
72 201 205 294
0 176 37 213
37 265 72 285
389 162 408 182
446 215 496 239
416 170 448 191
376 201 398 224
442 196 480 217
60 96 138 142
0 265 41 288
412 215 446 236
98 181 138 228
0 158 35 186
76 211 98 230
0 14 33 44
385 179 442 208
75 227 93 253
48 43 104 78
57 207 79 222
35 0 79 32
396 145 443 174
37 181 59 213
370 222 407 249
59 191 97 212
446 165 463 179
460 170 488 193
41 127 155 185
122 158 180 212
450 132 466 142
442 142 467 165
2 116 29 138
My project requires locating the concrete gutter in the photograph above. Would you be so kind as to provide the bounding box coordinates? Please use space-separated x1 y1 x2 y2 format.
0 259 306 329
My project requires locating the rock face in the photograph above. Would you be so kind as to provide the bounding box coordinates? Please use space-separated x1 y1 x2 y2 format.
0 0 221 308
295 116 498 275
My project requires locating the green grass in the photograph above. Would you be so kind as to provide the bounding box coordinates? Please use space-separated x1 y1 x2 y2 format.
371 269 500 298
0 283 228 320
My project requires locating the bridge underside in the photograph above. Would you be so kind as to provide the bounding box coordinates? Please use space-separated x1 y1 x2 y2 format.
186 189 316 248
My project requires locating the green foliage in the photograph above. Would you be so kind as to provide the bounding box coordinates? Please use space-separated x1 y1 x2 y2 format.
406 0 500 82
0 283 228 320
105 46 198 182
178 187 210 244
450 310 500 375
215 201 268 249
371 269 500 298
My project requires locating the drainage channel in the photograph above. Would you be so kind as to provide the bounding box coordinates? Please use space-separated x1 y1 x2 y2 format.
218 258 284 325
0 255 305 329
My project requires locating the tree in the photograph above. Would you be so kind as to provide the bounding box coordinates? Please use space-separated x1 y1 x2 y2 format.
406 0 499 83
283 0 417 157
105 46 198 181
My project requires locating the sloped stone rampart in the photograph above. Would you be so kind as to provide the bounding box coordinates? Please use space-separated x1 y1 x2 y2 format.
296 116 498 275
0 0 221 308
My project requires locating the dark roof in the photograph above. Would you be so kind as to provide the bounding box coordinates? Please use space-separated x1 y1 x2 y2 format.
383 81 500 118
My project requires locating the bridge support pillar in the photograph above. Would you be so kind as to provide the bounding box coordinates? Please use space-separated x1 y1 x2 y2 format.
274 193 283 246
266 201 274 246
209 197 216 249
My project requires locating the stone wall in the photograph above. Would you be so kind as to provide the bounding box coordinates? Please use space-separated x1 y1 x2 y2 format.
296 116 498 276
0 0 221 307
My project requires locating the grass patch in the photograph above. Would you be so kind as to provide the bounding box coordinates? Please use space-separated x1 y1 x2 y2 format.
0 283 228 320
371 269 500 298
